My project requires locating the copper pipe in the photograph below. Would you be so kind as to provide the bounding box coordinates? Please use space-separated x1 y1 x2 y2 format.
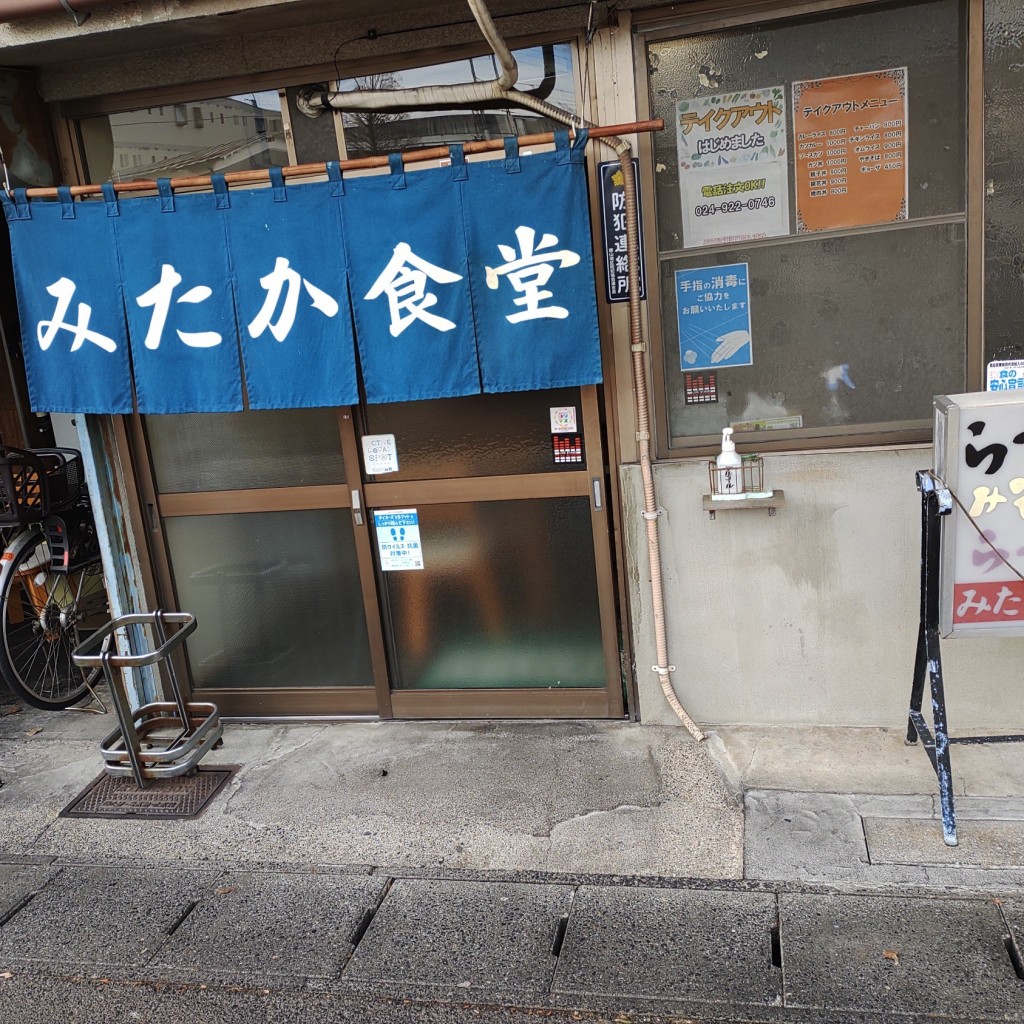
19 119 664 198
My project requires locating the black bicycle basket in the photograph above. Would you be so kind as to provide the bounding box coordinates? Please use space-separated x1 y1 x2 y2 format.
0 447 85 527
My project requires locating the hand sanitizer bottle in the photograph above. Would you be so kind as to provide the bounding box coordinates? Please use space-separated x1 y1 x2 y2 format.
716 427 742 495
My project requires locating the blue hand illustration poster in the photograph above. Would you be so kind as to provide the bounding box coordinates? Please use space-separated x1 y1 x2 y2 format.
675 262 753 372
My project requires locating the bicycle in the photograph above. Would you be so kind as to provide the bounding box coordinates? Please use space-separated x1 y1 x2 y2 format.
0 446 108 710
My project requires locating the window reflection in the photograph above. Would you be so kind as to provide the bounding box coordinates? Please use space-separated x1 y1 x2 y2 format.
337 43 577 157
80 91 288 182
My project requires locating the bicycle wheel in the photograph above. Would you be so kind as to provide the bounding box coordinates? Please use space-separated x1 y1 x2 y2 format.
0 527 108 710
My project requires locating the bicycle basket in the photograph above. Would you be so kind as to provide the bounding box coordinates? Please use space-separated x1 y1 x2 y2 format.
45 452 84 512
0 448 48 527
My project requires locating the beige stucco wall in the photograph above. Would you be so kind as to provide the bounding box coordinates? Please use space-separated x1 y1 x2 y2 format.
622 449 1024 730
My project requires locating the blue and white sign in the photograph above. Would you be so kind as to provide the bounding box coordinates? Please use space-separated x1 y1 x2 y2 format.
2 187 133 414
462 132 602 393
114 178 243 414
676 262 753 372
374 508 423 571
987 360 1024 392
226 166 358 410
3 142 604 414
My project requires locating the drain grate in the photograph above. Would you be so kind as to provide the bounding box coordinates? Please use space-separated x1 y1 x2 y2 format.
60 766 237 820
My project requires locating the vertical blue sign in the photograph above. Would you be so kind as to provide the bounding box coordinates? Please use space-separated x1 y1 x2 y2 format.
225 167 358 409
675 261 752 372
2 187 133 414
343 155 479 404
114 179 243 414
462 132 602 394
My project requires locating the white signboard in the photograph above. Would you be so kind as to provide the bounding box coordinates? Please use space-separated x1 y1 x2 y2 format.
676 85 790 249
361 433 399 475
373 508 423 571
986 360 1024 393
936 392 1024 637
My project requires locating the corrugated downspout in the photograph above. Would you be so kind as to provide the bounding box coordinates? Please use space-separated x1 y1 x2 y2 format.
0 0 131 25
307 0 705 741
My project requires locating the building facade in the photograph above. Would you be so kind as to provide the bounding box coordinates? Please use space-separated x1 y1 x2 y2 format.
1 0 1020 731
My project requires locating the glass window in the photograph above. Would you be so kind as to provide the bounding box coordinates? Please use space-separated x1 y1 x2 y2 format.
362 388 584 480
164 508 373 690
78 90 288 183
984 0 1024 365
145 409 346 494
645 0 966 450
379 498 605 690
335 43 577 158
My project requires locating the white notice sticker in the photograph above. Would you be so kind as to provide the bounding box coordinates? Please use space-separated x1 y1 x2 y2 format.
550 407 578 433
987 360 1024 393
374 509 423 571
362 433 399 475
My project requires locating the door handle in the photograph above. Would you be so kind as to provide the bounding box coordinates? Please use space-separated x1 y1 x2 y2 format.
592 477 603 511
351 489 364 526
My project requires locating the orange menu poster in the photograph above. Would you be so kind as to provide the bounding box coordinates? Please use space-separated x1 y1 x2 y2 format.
792 68 908 233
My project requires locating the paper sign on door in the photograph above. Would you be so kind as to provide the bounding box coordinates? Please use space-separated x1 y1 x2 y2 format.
374 509 423 571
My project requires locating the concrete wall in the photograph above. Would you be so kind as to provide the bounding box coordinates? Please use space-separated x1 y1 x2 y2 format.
622 449 1024 731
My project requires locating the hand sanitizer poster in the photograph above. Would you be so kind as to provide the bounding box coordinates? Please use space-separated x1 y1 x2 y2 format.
675 262 753 372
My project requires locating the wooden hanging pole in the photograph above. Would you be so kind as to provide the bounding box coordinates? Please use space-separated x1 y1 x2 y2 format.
20 119 664 200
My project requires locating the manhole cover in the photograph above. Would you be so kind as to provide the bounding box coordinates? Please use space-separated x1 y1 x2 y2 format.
60 766 237 820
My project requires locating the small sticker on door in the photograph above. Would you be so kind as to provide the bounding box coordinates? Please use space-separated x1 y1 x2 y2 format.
683 371 718 404
374 509 423 571
552 434 584 464
550 407 578 433
362 433 399 475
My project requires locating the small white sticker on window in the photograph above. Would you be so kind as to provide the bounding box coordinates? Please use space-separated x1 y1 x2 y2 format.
550 407 577 433
361 433 399 475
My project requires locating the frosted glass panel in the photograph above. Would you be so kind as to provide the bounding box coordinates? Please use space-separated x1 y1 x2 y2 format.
647 0 966 444
661 223 965 440
147 409 345 493
648 0 964 251
364 389 582 480
164 509 372 689
380 498 604 689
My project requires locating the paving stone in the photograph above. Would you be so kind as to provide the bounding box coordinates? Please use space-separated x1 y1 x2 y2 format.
0 974 635 1024
0 864 54 922
152 870 388 979
0 864 218 969
780 893 1024 1017
344 878 573 993
865 816 1024 868
552 885 782 1006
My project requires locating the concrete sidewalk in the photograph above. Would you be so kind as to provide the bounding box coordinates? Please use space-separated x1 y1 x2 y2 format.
4 700 1024 1021
0 700 742 878
5 698 1024 887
